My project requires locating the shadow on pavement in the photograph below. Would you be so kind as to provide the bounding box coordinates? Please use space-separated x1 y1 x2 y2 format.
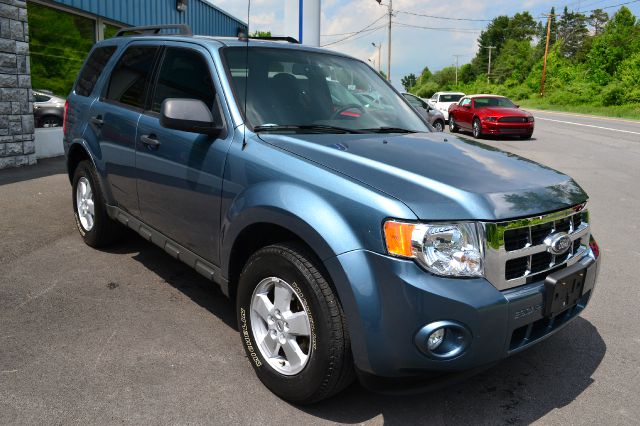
0 156 66 185
101 232 238 330
102 231 605 425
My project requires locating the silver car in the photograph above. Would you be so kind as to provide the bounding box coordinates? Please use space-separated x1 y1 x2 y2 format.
402 93 446 131
33 90 66 128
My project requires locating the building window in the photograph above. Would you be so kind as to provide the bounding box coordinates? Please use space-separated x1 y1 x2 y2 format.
28 2 95 96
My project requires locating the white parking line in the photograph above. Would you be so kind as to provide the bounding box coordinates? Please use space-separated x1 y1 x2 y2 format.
536 117 640 135
528 108 640 124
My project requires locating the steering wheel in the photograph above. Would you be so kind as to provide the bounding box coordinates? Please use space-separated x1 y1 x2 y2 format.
331 104 366 120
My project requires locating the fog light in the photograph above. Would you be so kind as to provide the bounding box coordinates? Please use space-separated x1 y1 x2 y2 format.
427 328 445 350
414 320 471 359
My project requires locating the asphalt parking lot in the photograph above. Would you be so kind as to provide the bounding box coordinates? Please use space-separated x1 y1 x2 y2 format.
1 110 639 425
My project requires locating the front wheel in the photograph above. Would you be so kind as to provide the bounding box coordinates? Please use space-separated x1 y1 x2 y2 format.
472 118 482 138
432 120 444 132
449 115 459 133
237 243 354 404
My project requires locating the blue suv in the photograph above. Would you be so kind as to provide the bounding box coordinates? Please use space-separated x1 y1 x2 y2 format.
64 25 600 404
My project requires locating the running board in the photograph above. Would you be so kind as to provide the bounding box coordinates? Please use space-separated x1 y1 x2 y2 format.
106 205 229 296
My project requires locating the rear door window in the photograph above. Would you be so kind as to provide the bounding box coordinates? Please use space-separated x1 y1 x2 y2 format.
75 46 117 97
150 47 215 113
106 46 159 109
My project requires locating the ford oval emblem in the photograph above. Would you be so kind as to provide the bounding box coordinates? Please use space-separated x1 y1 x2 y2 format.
544 232 572 255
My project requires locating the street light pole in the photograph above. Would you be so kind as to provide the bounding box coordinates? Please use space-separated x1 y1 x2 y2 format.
453 54 463 86
484 46 496 83
372 42 382 73
386 0 392 81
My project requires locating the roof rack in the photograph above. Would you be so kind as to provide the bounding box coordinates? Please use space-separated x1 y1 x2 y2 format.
115 24 193 37
240 36 300 44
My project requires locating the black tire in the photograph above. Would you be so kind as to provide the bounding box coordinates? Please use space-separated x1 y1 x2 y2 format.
472 118 482 138
236 243 354 404
72 160 123 248
519 132 533 140
433 120 444 132
449 115 459 133
39 115 62 128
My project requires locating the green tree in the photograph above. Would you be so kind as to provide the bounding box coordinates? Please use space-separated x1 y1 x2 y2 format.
401 73 417 91
493 39 534 84
589 9 609 35
587 6 639 84
556 7 589 59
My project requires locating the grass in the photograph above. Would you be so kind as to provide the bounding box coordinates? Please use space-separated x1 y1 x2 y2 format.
516 99 640 120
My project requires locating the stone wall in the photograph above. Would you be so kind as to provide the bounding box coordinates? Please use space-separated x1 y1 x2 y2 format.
0 0 35 169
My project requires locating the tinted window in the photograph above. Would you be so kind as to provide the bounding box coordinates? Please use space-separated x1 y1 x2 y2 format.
34 94 51 102
106 46 159 109
75 46 116 97
440 94 463 103
151 48 215 113
474 97 515 108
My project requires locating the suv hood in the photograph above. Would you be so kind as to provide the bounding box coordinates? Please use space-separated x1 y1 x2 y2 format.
258 132 587 221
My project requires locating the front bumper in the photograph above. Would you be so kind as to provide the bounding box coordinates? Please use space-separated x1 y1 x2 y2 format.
481 121 534 135
324 249 599 379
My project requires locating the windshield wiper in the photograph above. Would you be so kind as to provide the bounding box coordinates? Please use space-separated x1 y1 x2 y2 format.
360 127 418 134
253 124 364 134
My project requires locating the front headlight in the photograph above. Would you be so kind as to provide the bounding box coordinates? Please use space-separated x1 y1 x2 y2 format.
383 221 484 277
527 116 534 122
484 117 498 122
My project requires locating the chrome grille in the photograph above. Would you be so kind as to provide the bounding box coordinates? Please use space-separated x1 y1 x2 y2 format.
483 205 590 291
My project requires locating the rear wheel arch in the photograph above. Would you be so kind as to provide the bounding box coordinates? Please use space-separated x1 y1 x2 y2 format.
67 143 91 183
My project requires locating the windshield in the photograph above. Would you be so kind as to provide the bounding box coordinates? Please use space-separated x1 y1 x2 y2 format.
440 94 463 103
474 97 515 108
222 47 429 133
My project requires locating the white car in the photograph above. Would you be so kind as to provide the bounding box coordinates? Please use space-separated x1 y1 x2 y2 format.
427 92 465 121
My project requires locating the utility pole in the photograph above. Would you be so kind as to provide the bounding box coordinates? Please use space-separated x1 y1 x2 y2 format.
372 42 382 73
375 0 392 81
540 14 553 96
484 46 496 83
453 54 463 86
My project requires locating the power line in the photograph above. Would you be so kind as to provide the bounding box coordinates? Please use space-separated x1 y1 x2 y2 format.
320 14 387 47
321 26 384 38
321 24 385 47
395 10 492 22
393 22 483 33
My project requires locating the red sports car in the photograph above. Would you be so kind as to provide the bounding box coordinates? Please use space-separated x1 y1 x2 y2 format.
448 95 534 139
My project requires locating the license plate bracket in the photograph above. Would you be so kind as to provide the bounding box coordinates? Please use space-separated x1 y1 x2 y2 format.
543 267 586 317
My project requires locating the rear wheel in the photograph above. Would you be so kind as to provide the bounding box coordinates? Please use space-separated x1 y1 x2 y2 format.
472 118 482 138
449 115 459 133
237 243 354 404
72 160 123 247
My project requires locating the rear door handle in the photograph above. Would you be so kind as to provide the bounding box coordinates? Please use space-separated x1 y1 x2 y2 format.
91 115 104 126
140 134 160 148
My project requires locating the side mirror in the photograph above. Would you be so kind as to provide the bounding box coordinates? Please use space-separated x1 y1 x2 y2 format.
160 98 223 137
515 104 520 108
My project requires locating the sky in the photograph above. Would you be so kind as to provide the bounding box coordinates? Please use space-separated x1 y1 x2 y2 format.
208 0 640 88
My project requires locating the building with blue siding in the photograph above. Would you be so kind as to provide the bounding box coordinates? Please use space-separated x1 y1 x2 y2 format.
30 0 246 39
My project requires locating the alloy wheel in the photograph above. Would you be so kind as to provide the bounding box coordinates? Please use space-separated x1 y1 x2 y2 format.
76 176 95 231
250 276 312 375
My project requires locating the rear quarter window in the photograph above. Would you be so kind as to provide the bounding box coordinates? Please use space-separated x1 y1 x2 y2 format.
75 46 117 97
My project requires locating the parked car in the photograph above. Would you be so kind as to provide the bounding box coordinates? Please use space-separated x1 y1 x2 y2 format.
402 93 445 131
448 95 535 139
33 90 66 128
427 91 465 121
64 26 600 404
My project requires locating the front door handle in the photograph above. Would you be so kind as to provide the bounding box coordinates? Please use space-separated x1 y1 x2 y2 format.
140 134 160 148
91 115 104 126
